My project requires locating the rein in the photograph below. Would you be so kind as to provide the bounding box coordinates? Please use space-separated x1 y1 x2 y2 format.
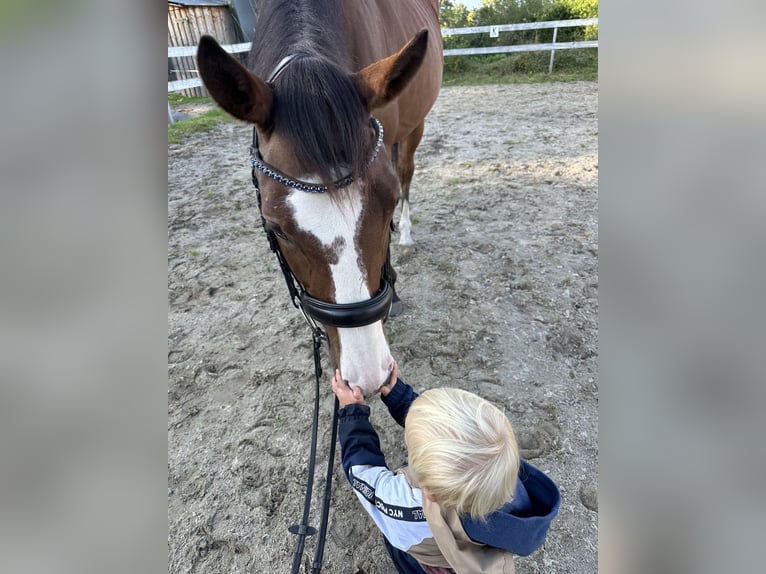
248 58 393 572
251 150 341 574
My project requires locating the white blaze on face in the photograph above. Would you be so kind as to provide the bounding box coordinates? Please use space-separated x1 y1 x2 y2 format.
287 185 393 396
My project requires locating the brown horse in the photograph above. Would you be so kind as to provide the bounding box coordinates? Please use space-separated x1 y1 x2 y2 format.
196 0 442 396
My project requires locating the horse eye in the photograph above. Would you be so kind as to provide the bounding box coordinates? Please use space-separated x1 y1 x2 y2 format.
265 222 288 241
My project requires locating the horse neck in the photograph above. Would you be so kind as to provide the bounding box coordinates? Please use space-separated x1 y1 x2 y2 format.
249 0 350 76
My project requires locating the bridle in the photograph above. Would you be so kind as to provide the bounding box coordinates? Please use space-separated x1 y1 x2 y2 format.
249 115 394 333
250 115 385 193
247 54 394 574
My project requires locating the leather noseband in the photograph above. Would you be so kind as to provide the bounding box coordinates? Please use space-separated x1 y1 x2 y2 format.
300 279 393 328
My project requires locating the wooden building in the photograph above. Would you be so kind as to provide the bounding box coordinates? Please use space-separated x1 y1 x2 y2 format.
167 0 252 97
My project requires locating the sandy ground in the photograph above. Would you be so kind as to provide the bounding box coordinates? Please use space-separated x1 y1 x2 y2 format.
168 81 598 573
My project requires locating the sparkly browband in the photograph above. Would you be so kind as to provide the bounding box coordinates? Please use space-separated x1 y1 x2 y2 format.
249 116 384 193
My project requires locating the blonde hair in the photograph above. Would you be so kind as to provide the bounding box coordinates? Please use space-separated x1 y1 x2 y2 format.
404 388 519 519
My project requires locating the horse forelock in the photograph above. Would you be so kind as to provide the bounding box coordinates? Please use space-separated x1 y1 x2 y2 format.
272 58 372 189
247 0 372 190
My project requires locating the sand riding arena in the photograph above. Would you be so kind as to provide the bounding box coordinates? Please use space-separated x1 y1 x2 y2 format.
168 81 598 573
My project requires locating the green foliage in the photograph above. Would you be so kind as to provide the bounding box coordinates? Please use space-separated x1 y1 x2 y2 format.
474 0 551 26
440 0 474 28
442 48 597 85
545 0 598 19
542 0 598 41
439 1 597 83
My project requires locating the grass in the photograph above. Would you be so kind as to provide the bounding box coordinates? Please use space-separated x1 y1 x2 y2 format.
442 49 598 86
168 106 235 144
168 93 212 106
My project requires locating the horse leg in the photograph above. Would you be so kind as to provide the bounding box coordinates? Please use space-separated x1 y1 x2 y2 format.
396 121 425 246
387 125 424 316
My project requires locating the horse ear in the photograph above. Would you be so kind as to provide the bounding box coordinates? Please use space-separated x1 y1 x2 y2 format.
354 29 429 111
196 35 273 126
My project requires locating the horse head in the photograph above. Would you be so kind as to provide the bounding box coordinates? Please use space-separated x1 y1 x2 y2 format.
196 30 429 396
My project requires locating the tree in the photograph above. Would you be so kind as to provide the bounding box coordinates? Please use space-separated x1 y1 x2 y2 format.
440 1 473 29
542 0 598 41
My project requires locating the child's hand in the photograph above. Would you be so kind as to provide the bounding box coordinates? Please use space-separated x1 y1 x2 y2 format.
331 369 365 407
378 361 398 397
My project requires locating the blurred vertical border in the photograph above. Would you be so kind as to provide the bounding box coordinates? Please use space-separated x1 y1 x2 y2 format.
0 1 167 573
600 1 766 573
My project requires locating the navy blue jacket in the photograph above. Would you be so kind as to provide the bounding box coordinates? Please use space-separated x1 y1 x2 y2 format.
337 378 560 560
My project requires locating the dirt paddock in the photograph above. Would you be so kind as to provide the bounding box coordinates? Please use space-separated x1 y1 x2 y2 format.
168 81 598 573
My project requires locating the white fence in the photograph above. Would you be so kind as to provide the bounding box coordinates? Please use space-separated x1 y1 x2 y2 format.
442 17 598 73
168 18 597 121
167 42 251 94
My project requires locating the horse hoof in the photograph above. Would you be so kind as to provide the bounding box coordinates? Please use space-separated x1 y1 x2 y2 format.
389 299 404 318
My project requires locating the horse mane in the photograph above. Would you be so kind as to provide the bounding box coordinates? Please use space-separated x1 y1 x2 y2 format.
247 0 373 188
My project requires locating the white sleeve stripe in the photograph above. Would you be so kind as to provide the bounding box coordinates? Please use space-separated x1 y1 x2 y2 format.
350 474 427 522
348 465 433 551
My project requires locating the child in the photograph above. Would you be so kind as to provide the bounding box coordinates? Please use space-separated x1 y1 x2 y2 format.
331 362 560 574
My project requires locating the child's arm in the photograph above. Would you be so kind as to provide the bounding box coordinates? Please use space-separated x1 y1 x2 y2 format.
332 372 432 551
379 362 419 427
331 370 387 469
